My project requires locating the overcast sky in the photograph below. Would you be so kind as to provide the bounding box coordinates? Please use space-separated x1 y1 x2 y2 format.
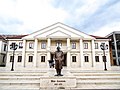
0 0 120 36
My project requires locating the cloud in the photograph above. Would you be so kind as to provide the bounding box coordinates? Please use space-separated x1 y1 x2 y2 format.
90 22 120 37
52 0 120 36
0 0 120 37
0 0 68 34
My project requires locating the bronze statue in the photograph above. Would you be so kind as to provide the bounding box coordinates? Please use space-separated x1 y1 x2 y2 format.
54 46 64 76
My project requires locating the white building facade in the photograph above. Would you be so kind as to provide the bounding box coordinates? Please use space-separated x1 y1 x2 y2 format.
5 23 111 70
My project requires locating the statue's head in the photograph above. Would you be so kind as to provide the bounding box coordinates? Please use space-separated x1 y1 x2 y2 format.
57 46 60 51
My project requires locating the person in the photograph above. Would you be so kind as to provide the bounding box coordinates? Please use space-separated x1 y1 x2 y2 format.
54 46 64 76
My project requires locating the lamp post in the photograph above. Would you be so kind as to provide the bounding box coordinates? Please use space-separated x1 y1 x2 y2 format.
100 43 108 71
10 43 18 71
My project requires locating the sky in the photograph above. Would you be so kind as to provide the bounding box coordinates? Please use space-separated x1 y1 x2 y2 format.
0 0 120 36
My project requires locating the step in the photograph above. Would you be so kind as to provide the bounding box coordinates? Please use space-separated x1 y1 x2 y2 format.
76 76 120 80
77 80 120 84
72 85 120 89
0 79 40 84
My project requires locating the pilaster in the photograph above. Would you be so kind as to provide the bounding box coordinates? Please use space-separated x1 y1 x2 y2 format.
67 38 71 68
34 39 38 67
80 39 83 67
22 39 26 67
47 38 51 68
91 40 95 67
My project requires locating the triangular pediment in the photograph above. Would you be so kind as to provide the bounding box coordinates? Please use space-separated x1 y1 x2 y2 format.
23 22 95 40
47 30 70 38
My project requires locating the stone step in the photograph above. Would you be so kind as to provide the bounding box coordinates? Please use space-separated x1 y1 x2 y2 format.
72 85 120 89
72 73 120 76
0 73 46 76
76 76 120 80
0 80 40 84
0 76 120 80
77 80 120 84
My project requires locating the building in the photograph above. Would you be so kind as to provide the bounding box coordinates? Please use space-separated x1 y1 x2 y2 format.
0 35 7 67
0 23 111 70
106 31 120 66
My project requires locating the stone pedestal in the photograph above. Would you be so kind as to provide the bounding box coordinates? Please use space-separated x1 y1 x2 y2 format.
40 69 76 89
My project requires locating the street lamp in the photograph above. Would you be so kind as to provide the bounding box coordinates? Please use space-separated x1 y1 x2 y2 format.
10 43 18 71
100 43 108 71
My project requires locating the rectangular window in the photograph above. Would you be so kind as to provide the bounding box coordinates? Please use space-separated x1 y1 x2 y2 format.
95 56 99 62
18 56 22 62
41 56 45 62
84 56 89 62
41 42 46 49
72 56 76 62
56 41 62 47
29 43 34 49
2 55 6 63
19 42 23 49
72 42 76 49
95 43 98 49
84 43 88 49
10 56 14 62
4 44 7 51
28 56 33 62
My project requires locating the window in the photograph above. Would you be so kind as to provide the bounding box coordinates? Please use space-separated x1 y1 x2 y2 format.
84 43 88 49
19 42 23 49
95 56 99 62
56 41 62 47
41 42 46 49
72 56 76 62
28 56 33 62
18 56 22 62
41 56 45 62
4 44 7 51
95 43 98 49
2 55 6 63
84 56 89 62
72 42 76 49
29 43 34 49
10 56 14 62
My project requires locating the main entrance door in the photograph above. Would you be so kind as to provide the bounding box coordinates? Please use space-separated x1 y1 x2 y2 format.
51 53 67 66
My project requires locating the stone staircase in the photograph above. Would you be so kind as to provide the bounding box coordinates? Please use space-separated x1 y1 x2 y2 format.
0 67 120 90
71 70 120 89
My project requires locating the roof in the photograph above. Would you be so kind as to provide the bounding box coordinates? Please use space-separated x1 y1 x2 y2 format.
0 35 28 39
0 34 107 40
0 35 5 40
6 35 28 39
90 35 108 39
106 31 120 38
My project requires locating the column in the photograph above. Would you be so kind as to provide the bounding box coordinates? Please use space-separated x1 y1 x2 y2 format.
91 40 95 67
67 38 70 50
34 39 38 67
22 39 26 67
67 38 71 68
47 38 51 67
113 33 119 65
80 39 83 67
